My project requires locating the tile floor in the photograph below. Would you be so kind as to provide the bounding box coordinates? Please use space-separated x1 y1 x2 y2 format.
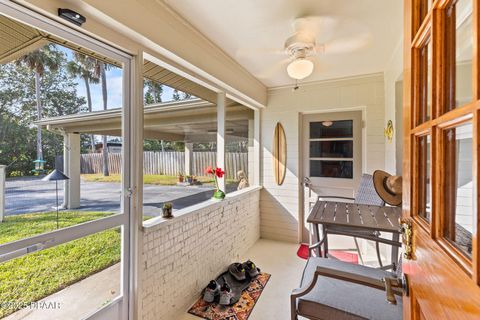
180 239 306 320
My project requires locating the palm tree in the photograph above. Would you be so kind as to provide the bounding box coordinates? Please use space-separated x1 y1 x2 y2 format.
16 44 62 161
97 62 110 176
66 53 100 152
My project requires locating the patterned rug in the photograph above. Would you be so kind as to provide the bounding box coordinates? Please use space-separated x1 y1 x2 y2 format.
188 272 271 320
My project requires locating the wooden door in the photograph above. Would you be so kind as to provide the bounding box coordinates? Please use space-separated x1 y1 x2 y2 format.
403 0 480 319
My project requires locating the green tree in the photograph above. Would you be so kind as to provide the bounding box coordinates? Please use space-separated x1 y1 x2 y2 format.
15 44 63 161
144 79 163 105
172 89 181 101
172 89 192 101
66 53 100 152
0 50 86 176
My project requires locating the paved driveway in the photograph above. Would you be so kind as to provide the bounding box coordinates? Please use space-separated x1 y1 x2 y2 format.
5 177 236 217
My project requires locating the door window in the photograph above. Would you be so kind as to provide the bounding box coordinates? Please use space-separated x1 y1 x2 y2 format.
410 0 478 277
442 122 473 259
309 120 354 179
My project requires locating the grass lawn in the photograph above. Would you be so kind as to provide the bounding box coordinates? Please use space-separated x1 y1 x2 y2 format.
82 174 237 185
82 174 215 185
0 211 120 318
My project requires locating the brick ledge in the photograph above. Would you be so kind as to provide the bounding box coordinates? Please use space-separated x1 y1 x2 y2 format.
142 186 262 231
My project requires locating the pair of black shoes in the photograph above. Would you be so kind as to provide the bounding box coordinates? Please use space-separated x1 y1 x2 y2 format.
203 260 260 306
228 260 260 281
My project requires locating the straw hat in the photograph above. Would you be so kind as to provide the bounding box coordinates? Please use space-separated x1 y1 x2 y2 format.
373 170 403 206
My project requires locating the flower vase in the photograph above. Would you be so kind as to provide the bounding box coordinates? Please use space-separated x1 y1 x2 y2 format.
213 189 225 200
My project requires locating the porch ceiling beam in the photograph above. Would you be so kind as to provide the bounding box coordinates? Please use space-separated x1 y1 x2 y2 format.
40 107 252 133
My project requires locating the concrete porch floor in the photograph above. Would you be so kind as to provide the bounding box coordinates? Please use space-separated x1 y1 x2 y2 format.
180 238 385 320
180 239 306 320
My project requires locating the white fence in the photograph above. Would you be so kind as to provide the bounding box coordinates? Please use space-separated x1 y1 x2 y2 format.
60 152 248 178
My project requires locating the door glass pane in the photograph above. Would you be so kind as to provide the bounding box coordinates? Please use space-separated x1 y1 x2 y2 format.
455 0 473 108
310 120 353 138
417 39 432 125
443 122 473 258
426 41 432 121
310 160 353 178
0 13 123 242
417 135 431 222
310 141 353 158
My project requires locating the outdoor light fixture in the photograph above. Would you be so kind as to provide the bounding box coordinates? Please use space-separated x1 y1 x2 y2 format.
58 8 86 26
287 58 314 80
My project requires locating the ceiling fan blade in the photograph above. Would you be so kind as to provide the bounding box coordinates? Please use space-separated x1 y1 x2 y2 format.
235 47 285 59
256 58 290 79
321 33 372 54
292 16 338 42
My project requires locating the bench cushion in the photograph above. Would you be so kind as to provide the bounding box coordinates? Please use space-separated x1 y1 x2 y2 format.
298 258 402 320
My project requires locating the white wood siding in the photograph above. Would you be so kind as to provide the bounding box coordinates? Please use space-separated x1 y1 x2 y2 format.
260 74 386 243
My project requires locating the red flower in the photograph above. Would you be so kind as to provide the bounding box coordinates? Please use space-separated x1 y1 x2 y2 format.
215 167 225 178
205 166 214 175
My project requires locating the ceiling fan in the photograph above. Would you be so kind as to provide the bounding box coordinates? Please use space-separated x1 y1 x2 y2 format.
250 16 371 81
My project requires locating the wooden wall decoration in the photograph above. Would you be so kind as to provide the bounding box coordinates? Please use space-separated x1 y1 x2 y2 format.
273 122 287 185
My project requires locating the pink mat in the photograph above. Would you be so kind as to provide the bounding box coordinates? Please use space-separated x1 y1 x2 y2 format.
297 243 358 264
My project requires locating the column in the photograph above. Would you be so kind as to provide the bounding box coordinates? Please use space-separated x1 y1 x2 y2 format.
185 142 194 176
253 109 261 185
247 118 254 184
216 92 226 192
63 133 81 209
0 165 5 222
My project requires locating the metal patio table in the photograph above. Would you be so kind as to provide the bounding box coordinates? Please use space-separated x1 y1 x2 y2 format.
307 200 402 268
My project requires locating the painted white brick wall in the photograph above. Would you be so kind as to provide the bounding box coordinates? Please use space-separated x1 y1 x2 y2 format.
140 188 260 320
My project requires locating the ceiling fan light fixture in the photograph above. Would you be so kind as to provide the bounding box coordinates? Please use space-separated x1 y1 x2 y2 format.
287 58 314 80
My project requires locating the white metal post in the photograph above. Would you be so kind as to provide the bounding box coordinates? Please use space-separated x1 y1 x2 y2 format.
217 92 226 192
64 133 80 209
185 142 194 176
0 165 5 222
253 109 261 186
62 134 69 208
128 52 144 320
248 118 254 184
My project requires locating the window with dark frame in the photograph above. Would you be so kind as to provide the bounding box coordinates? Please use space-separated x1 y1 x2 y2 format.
309 120 354 179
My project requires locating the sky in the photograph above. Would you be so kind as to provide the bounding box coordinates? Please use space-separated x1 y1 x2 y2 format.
61 46 177 111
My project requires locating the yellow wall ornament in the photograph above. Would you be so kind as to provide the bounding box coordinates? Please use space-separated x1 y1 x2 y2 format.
384 120 394 142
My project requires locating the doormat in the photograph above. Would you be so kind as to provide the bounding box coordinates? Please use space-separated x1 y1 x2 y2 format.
297 243 358 264
188 272 271 320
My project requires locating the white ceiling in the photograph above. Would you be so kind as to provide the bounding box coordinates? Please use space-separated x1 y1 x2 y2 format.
163 0 403 87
